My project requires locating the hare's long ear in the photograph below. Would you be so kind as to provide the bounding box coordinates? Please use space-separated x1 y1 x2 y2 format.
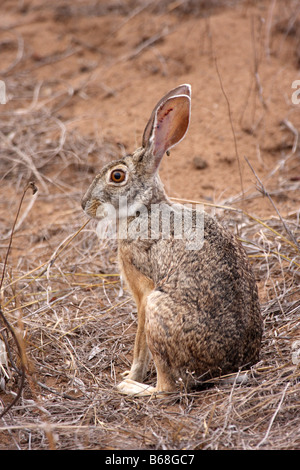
143 88 191 170
142 84 191 149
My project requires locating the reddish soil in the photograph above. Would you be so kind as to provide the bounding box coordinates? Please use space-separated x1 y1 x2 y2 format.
1 0 299 215
0 0 299 451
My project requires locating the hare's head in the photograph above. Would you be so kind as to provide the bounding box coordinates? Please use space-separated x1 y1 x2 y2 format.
81 84 191 220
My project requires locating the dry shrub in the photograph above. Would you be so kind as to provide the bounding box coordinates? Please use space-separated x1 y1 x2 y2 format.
1 121 299 451
0 0 299 451
1 175 299 449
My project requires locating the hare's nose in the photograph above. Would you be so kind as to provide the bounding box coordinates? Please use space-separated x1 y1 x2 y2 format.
81 197 86 211
81 185 93 211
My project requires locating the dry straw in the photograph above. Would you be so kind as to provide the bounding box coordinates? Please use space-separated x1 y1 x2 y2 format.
0 0 300 450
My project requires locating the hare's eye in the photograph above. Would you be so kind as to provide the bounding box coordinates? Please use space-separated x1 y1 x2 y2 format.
110 169 126 183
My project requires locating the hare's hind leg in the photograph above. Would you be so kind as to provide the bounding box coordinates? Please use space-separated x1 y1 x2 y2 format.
145 291 187 391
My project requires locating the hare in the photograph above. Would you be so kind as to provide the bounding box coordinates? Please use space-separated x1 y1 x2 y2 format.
81 84 263 396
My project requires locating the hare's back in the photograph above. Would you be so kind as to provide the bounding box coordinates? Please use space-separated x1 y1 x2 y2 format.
145 214 262 380
150 213 259 321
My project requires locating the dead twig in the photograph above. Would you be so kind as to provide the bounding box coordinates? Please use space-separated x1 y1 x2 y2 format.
213 56 244 201
245 156 300 251
0 182 37 420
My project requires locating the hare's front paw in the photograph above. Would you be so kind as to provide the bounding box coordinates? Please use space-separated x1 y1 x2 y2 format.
120 362 147 381
117 379 157 397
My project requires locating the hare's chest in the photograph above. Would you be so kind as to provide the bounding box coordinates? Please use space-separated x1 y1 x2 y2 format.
118 243 154 309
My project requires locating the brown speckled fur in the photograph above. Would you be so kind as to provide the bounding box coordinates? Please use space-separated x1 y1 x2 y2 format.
81 85 263 395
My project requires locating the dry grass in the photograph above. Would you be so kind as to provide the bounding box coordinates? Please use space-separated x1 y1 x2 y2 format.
0 0 300 451
1 190 299 450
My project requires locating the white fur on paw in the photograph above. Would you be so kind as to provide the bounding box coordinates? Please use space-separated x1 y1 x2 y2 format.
117 379 157 397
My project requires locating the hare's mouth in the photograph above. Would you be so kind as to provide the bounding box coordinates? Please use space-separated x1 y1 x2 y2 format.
86 200 120 222
82 199 101 219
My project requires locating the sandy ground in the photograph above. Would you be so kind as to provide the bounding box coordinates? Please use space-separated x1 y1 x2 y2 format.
2 0 300 212
0 0 299 450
